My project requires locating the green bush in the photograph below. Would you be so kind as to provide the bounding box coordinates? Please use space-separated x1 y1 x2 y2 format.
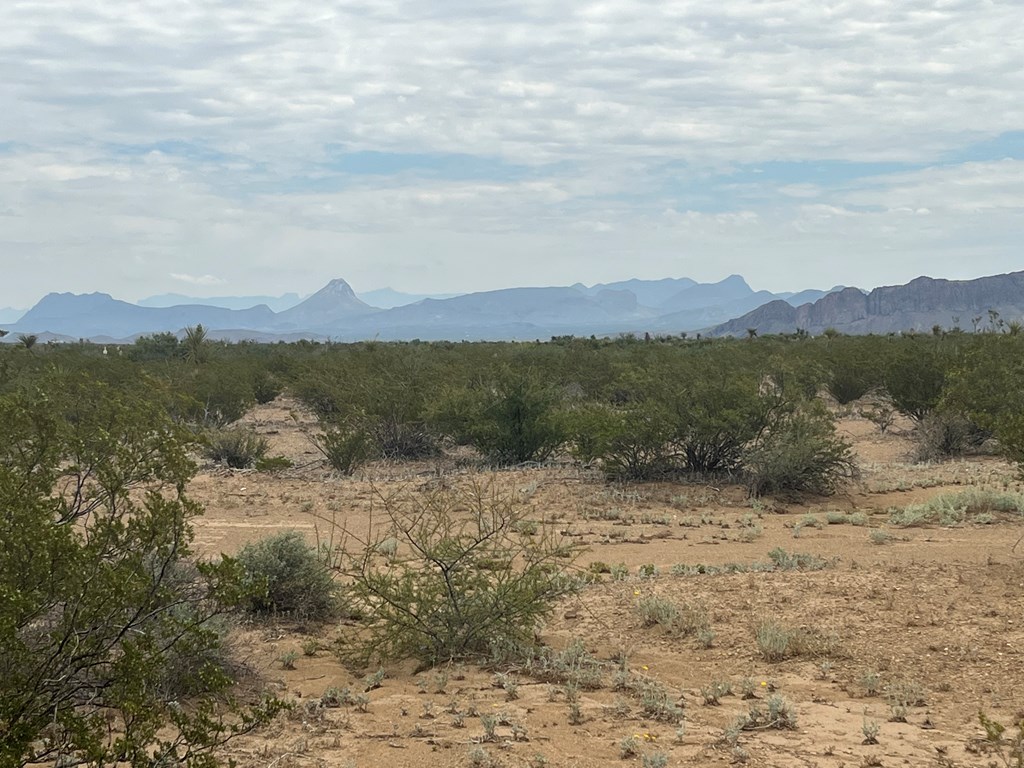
205 427 270 468
237 531 340 621
824 344 880 405
670 367 777 473
882 341 952 421
255 455 294 472
737 694 798 730
569 401 676 480
889 489 1024 527
251 368 283 404
636 595 680 628
447 370 567 465
977 711 1024 767
744 408 856 497
941 336 1024 470
174 361 256 427
313 425 375 474
329 481 579 667
0 373 283 767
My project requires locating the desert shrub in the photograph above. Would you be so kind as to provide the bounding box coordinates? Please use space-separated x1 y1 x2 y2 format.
205 427 270 468
448 370 568 465
569 401 676 480
824 345 880 405
636 595 679 628
255 455 293 472
941 337 1024 471
882 341 952 421
669 366 780 473
371 416 440 460
912 411 991 462
316 414 438 468
0 373 283 766
642 752 670 768
767 548 829 571
744 408 857 497
289 345 446 460
520 638 606 690
237 531 340 621
313 424 375 474
632 678 685 722
251 368 283 404
128 331 181 361
133 558 253 701
173 361 256 427
328 480 579 667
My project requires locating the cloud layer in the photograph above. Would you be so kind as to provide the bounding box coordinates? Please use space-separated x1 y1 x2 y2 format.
1 0 1022 304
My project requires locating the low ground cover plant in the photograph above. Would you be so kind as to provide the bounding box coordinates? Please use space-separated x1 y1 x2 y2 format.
889 489 1024 527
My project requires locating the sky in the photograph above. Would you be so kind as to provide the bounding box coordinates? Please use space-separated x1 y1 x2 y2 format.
1 0 1023 308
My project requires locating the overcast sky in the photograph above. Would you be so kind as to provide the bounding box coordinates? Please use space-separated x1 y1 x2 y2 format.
1 0 1022 307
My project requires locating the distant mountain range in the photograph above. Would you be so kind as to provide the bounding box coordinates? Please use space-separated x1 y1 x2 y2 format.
1 275 847 342
707 272 1024 336
356 288 463 308
135 287 461 312
137 292 304 312
6 271 1019 342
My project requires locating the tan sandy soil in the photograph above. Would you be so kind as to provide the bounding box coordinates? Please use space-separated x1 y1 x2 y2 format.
189 399 1024 768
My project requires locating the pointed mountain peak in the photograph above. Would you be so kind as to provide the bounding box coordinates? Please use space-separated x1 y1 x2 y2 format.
318 278 358 298
276 278 377 326
719 274 752 289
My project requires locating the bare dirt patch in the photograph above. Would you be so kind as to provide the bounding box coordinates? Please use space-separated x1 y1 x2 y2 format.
193 400 1024 768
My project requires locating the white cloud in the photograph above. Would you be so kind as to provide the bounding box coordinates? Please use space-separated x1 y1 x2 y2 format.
0 0 1023 304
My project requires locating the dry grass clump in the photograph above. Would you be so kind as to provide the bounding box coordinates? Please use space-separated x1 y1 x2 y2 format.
889 489 1024 527
754 619 840 662
635 595 710 637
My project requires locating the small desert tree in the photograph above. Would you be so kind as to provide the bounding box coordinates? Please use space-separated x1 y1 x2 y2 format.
0 372 283 767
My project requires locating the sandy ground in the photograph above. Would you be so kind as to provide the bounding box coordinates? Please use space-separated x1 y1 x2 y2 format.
188 399 1024 768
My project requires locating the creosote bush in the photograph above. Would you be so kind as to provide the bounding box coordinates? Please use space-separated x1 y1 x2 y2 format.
237 530 341 621
327 480 580 667
744 408 857 497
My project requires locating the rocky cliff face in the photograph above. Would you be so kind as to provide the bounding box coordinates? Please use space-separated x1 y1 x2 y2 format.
708 271 1024 336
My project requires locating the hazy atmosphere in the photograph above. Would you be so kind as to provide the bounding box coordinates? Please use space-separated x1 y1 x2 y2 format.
2 0 1022 308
